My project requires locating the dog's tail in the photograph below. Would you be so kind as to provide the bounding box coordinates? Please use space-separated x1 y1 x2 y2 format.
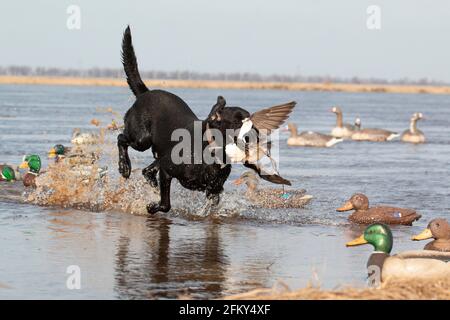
121 26 149 96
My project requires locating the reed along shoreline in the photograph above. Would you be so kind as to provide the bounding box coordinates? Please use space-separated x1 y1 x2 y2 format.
2 75 450 95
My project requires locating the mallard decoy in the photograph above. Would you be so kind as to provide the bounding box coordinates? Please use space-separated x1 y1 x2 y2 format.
346 223 450 283
330 106 357 138
412 218 450 252
19 154 41 187
286 123 343 147
48 144 71 160
351 118 399 142
0 165 15 182
401 112 425 144
337 193 421 225
233 171 312 208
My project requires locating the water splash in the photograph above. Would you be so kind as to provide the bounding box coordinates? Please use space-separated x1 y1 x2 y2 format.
22 120 327 225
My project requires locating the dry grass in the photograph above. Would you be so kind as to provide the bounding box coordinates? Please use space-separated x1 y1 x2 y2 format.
2 75 450 95
223 279 450 300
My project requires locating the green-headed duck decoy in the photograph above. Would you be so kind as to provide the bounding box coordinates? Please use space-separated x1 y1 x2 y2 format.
347 223 450 283
0 165 16 182
19 154 41 187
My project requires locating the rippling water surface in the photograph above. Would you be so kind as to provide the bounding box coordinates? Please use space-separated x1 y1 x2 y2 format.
0 84 449 299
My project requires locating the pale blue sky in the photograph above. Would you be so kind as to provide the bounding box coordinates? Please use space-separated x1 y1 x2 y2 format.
1 0 449 81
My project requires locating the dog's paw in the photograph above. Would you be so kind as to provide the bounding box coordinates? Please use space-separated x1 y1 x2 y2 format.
118 159 131 178
146 203 170 214
207 193 220 206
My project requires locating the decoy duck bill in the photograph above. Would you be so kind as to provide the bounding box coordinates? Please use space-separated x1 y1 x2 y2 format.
336 201 354 212
346 234 368 247
19 161 29 169
48 148 57 158
412 228 433 241
233 178 243 186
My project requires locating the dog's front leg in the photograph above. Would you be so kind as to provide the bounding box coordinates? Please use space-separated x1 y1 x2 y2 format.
117 133 131 178
147 169 172 214
142 160 159 188
206 191 220 206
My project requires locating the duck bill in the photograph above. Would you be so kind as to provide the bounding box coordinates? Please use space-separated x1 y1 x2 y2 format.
233 178 243 186
48 148 57 159
337 201 354 212
411 228 433 241
19 161 29 169
346 235 368 247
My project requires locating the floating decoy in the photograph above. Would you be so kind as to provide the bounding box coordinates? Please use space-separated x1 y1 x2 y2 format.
0 165 15 182
412 218 450 252
351 118 399 142
346 223 450 283
286 123 342 147
337 193 421 225
401 112 425 144
19 154 41 187
233 171 312 208
330 106 356 138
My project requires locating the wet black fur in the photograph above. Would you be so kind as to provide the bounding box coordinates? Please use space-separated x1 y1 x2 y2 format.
118 26 254 214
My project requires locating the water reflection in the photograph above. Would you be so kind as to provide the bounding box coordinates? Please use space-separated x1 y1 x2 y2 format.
114 217 228 299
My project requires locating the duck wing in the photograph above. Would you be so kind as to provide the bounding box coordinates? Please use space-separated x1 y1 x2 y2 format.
395 250 450 261
250 101 296 133
353 206 421 225
371 206 421 225
243 162 291 185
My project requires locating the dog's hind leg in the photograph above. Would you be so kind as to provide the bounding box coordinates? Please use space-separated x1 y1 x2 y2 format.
118 133 131 178
147 169 172 214
142 160 159 188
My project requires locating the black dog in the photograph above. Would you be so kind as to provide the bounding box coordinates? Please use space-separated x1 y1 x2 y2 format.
118 26 294 214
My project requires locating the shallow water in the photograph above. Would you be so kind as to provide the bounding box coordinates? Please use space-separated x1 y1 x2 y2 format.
0 84 449 299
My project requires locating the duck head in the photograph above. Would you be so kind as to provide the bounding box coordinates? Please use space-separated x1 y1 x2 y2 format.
346 223 393 254
412 112 424 121
233 171 259 191
337 193 369 212
20 154 41 174
1 166 15 181
354 118 361 130
331 106 342 114
287 123 298 136
412 218 450 241
48 144 66 159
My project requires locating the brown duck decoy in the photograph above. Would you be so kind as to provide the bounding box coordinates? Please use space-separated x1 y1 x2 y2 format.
412 218 450 252
337 193 421 225
233 171 312 209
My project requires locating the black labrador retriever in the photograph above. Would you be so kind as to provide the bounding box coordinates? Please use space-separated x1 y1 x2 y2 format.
118 26 294 214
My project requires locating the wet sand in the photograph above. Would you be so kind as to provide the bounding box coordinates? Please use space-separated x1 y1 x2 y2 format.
2 75 450 95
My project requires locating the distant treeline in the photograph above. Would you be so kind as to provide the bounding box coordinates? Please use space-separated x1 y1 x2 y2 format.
0 65 445 86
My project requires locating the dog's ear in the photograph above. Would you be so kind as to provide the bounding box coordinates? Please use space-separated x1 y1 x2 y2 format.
207 96 226 121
